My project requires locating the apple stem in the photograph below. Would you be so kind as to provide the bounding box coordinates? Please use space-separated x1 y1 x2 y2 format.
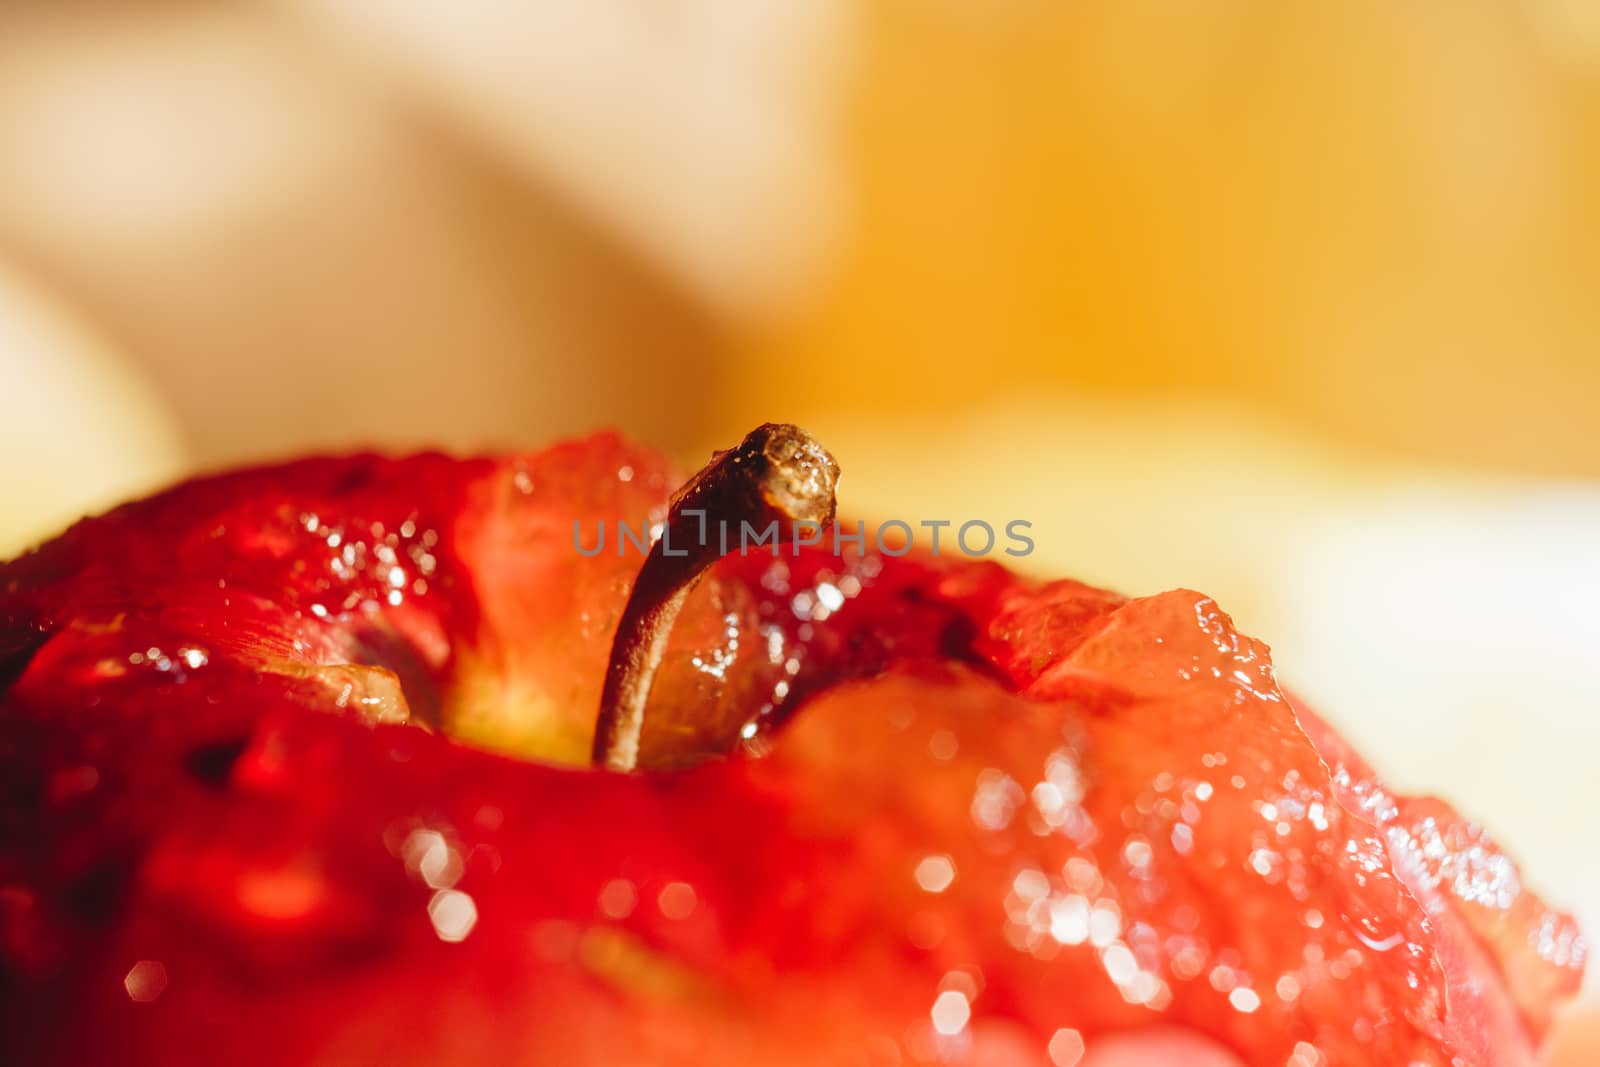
593 424 839 773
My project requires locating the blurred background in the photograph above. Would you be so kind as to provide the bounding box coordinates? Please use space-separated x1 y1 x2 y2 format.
1 1 1597 1056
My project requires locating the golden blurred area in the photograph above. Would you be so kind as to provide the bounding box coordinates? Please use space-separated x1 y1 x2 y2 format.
2 1 1598 1054
740 2 1600 473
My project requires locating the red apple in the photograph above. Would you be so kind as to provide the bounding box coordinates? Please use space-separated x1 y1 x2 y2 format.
0 425 1584 1065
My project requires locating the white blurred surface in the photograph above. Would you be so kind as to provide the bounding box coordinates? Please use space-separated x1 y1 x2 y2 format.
0 263 185 556
0 7 379 253
278 0 858 316
0 3 746 467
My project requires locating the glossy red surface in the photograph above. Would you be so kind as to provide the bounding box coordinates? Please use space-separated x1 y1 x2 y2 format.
0 434 1585 1065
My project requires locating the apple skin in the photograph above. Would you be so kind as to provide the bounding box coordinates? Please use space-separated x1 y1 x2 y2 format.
0 433 1584 1065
